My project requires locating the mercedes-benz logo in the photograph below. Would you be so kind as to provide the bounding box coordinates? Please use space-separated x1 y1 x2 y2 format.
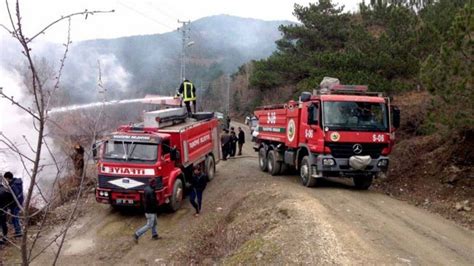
353 144 363 154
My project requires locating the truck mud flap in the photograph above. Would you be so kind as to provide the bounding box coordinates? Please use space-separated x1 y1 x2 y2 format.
212 127 221 161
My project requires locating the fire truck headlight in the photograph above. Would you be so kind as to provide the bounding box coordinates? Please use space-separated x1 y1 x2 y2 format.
377 159 389 167
104 191 109 197
99 191 104 196
322 158 336 166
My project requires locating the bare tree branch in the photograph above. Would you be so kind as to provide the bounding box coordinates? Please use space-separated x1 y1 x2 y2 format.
22 135 36 154
52 152 90 265
27 9 115 44
5 0 19 39
45 17 72 113
0 89 40 120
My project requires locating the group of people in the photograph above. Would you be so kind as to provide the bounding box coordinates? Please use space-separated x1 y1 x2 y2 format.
0 172 24 246
134 165 208 243
220 126 245 160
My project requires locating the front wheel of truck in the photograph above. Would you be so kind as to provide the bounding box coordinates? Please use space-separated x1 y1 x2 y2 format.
353 175 373 190
300 156 317 187
167 178 183 212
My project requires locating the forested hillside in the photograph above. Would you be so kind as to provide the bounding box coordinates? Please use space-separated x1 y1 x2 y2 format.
232 0 472 131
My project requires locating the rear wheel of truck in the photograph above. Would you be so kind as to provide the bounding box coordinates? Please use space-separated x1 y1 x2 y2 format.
267 150 282 176
353 175 373 190
258 147 268 172
205 155 216 181
167 178 184 212
300 156 317 187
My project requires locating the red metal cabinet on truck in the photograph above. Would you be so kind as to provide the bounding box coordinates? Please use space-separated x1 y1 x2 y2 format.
254 86 400 190
95 110 220 212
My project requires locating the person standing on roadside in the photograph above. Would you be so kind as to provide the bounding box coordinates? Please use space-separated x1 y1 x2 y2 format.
4 172 23 237
238 127 245 156
229 127 237 157
189 166 208 217
226 116 231 129
134 178 160 243
220 129 231 160
0 183 13 246
71 144 85 180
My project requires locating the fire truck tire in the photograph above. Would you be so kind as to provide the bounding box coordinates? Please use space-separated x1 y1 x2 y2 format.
205 155 216 181
258 147 268 172
353 175 373 190
300 156 317 187
267 150 282 176
167 178 184 212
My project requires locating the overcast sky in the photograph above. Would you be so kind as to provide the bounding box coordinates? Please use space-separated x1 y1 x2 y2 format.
0 0 360 43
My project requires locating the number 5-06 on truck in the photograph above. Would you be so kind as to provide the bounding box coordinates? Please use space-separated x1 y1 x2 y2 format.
253 79 400 190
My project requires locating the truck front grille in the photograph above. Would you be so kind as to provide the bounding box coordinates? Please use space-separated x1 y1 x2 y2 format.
326 143 387 159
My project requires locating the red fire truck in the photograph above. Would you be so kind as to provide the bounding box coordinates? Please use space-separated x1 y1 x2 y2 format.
94 108 221 211
254 84 400 189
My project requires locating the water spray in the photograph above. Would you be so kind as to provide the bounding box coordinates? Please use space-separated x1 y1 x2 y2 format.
48 95 181 114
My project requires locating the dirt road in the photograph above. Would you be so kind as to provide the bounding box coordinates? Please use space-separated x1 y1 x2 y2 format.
14 123 473 265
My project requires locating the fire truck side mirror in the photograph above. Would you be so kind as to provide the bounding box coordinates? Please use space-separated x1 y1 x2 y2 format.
300 92 312 102
392 106 400 129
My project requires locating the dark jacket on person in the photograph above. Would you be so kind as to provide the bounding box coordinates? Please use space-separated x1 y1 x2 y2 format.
143 185 158 214
9 178 24 207
230 131 237 145
190 173 208 191
0 185 14 210
221 133 231 147
238 130 245 144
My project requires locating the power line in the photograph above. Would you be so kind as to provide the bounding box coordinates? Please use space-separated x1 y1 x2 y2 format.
144 1 178 22
117 1 175 31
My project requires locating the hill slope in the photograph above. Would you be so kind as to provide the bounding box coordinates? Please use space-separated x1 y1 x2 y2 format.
61 15 290 102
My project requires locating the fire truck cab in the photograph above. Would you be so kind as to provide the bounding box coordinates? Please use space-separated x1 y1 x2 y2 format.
254 83 400 189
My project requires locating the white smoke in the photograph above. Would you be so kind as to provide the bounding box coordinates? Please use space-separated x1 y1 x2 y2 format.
0 63 66 205
0 68 31 177
97 54 131 93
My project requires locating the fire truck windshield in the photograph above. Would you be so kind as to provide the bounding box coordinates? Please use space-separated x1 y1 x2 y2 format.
103 141 158 163
323 101 388 132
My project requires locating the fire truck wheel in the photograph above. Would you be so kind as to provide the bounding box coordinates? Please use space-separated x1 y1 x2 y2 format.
258 147 268 172
267 150 282 176
205 155 216 181
167 178 184 212
353 175 373 190
300 156 317 187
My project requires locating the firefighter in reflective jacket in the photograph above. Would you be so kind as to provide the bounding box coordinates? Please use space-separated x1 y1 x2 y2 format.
178 79 197 115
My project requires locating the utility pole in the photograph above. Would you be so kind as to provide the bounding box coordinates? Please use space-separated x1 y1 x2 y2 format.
226 74 231 116
177 20 191 82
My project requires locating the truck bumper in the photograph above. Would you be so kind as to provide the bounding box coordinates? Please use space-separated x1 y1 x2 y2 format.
310 154 389 178
96 187 167 207
96 187 142 206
